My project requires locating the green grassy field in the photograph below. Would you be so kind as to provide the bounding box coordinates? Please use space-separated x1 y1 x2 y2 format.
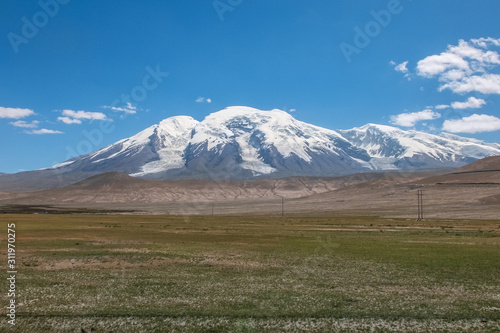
1 214 499 332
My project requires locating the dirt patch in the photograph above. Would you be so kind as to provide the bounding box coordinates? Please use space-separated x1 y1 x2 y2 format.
36 257 189 271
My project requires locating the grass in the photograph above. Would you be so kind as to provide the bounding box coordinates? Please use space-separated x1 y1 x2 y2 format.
0 214 499 332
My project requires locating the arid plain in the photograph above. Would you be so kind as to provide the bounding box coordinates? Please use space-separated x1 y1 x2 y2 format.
1 158 500 332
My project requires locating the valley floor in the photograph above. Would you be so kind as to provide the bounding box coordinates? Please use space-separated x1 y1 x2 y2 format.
1 214 499 332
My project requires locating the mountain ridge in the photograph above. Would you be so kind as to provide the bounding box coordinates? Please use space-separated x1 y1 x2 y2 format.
1 106 500 191
0 171 412 205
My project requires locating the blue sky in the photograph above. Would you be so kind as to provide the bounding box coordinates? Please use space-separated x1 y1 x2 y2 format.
1 0 500 173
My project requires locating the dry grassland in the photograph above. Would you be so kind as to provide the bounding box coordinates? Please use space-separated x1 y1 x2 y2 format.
0 214 499 332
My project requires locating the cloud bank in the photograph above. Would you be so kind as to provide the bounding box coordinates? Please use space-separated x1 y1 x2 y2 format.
416 38 500 95
443 114 500 133
0 106 35 119
390 109 441 127
57 110 108 124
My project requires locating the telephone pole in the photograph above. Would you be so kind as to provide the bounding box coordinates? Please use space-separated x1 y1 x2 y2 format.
417 189 424 221
281 196 284 218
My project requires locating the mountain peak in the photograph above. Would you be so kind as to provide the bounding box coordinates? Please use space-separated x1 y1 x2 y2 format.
157 115 199 134
203 106 292 124
356 123 403 133
159 115 198 127
219 106 288 114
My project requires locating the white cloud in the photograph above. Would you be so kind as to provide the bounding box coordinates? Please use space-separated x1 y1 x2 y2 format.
102 102 137 114
390 109 441 127
448 40 500 64
434 97 487 110
416 39 500 95
440 69 468 81
196 97 212 103
470 37 500 48
417 52 470 78
391 60 411 79
27 129 64 135
450 96 486 109
61 109 107 121
443 114 500 133
394 61 409 73
0 106 35 119
289 108 296 112
9 120 40 128
57 116 82 125
439 73 500 94
57 109 108 125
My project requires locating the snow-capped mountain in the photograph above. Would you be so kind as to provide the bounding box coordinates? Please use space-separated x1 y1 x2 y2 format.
339 124 500 170
56 106 373 180
51 106 500 179
2 106 500 190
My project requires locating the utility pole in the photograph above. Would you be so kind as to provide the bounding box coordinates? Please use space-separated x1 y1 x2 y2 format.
281 196 284 218
211 201 214 217
417 189 423 221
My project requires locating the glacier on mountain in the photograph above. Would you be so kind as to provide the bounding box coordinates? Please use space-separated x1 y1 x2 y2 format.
43 106 500 180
